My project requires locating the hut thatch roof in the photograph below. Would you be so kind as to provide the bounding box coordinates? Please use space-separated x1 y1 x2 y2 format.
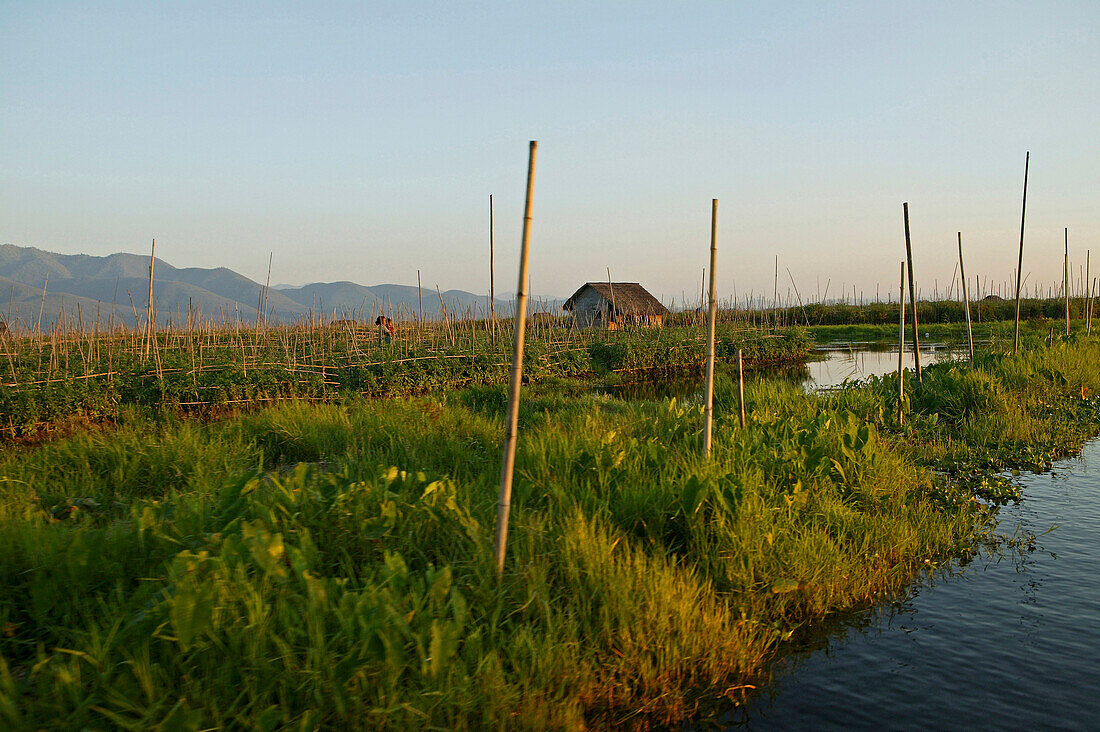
563 282 669 315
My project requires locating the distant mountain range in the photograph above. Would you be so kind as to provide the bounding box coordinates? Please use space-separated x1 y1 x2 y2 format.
0 244 561 330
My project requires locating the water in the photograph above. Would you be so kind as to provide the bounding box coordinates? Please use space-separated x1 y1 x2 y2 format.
733 438 1100 731
807 342 967 390
598 342 964 398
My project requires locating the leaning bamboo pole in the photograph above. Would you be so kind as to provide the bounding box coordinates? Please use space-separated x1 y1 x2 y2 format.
958 233 974 364
607 268 617 327
704 198 718 457
903 203 922 383
493 140 537 579
898 261 906 424
1014 151 1029 353
1089 277 1096 335
144 239 155 359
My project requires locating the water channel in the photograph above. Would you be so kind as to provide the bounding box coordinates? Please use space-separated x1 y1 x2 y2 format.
735 437 1100 730
679 344 1100 729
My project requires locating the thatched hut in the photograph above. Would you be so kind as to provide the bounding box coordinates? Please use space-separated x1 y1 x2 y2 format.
563 282 669 329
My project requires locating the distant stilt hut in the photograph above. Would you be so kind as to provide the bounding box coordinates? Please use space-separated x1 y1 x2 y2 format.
563 282 669 329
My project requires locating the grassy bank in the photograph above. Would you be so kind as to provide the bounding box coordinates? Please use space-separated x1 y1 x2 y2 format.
2 337 1099 728
0 324 810 441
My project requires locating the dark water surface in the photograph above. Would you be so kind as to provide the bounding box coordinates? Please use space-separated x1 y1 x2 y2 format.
733 438 1100 731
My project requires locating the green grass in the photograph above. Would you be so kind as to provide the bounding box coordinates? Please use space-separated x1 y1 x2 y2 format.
2 336 1099 728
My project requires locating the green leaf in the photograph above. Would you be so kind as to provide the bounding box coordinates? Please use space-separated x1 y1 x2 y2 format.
170 578 215 650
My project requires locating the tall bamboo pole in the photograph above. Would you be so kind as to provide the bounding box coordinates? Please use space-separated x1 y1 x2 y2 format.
1089 277 1096 335
737 348 746 428
144 239 155 358
36 273 48 337
417 270 423 322
1014 151 1030 353
607 268 617 327
898 261 905 424
1085 250 1091 334
903 203 922 383
704 199 718 457
493 140 537 578
489 194 495 322
262 252 273 327
1064 228 1070 336
958 233 974 364
772 255 779 330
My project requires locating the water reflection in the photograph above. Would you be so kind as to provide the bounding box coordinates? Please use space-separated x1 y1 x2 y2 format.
597 342 968 398
807 343 967 390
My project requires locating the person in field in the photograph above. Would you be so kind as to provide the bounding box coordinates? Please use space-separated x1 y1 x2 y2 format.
375 315 395 343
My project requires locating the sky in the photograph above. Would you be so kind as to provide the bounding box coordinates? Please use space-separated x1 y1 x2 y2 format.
2 1 1098 304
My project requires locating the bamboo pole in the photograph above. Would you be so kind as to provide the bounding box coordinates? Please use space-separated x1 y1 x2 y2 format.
144 239 155 358
417 270 423 322
493 140 537 579
704 199 718 457
1064 228 1070 336
785 268 810 326
898 260 905 424
1089 277 1096 335
958 233 974 364
36 273 48 337
1014 151 1029 353
607 268 617 328
737 348 746 428
903 203 922 383
1085 250 1091 329
772 255 779 330
489 194 495 323
263 251 273 327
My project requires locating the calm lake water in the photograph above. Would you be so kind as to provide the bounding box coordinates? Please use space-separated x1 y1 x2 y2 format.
731 436 1100 730
600 342 964 398
806 342 967 389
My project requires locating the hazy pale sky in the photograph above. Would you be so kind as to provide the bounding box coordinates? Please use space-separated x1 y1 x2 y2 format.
2 1 1097 303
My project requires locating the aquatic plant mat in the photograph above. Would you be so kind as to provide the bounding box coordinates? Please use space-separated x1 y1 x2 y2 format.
2 336 1099 729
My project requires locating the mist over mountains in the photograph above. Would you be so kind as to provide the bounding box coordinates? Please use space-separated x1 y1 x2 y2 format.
0 244 542 330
